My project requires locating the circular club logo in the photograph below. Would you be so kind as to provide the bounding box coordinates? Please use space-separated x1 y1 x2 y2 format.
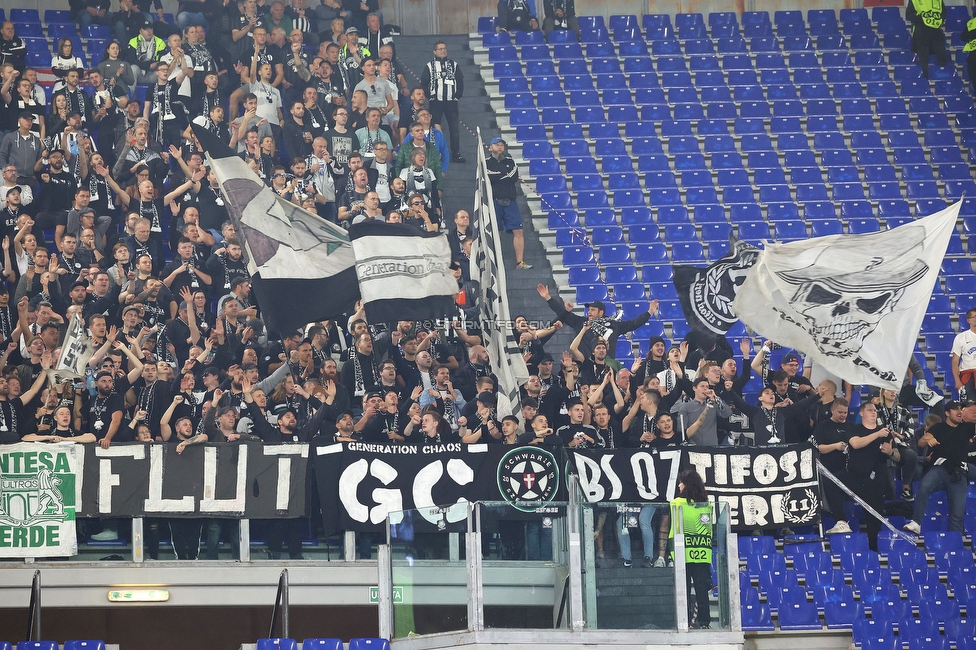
497 447 559 512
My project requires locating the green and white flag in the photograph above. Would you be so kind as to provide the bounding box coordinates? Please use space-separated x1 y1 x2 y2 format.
0 443 81 557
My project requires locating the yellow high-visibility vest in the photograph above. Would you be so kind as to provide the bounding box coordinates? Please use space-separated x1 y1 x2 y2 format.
912 0 945 29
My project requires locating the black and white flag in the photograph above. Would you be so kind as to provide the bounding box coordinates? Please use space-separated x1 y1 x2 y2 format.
471 129 529 417
349 221 457 323
193 125 361 335
49 312 93 385
673 237 760 336
735 202 959 390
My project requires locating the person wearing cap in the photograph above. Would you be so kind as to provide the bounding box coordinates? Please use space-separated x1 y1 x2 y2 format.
338 26 370 88
459 391 502 444
904 399 973 535
497 0 539 32
127 19 167 86
484 135 532 268
0 111 43 186
0 186 24 245
751 342 815 394
537 283 658 362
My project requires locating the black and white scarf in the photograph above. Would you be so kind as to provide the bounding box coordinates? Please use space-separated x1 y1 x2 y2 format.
440 390 458 431
352 351 378 397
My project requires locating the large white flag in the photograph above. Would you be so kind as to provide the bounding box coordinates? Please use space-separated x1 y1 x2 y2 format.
734 202 959 390
471 129 529 416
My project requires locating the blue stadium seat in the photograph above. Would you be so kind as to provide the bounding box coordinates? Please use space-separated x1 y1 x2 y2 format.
840 201 874 221
766 203 799 222
810 220 843 237
348 641 390 650
700 223 733 242
568 266 602 287
635 246 669 265
774 221 807 241
64 644 106 650
257 641 299 650
737 222 771 241
741 603 774 631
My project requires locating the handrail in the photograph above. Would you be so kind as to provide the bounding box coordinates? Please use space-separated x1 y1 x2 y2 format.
268 568 290 639
26 570 40 640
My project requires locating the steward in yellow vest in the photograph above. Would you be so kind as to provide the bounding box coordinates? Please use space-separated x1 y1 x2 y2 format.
908 0 949 78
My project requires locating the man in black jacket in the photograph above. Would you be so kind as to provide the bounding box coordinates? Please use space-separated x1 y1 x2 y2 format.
537 283 657 360
245 378 337 558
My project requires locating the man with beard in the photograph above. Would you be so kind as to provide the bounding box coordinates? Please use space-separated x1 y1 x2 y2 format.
91 370 128 448
33 149 76 235
247 378 337 558
206 238 249 293
453 344 497 402
133 359 173 437
538 285 657 361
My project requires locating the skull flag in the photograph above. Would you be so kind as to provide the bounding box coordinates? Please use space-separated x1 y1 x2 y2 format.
734 201 960 390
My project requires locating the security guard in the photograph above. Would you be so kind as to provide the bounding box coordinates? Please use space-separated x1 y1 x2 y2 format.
669 468 714 629
907 0 949 78
961 12 976 95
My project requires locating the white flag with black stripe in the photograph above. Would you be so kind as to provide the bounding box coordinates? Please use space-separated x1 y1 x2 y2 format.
734 202 959 390
471 129 529 416
349 221 458 323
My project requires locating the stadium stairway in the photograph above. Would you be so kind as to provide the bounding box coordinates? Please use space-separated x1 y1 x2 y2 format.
395 34 575 351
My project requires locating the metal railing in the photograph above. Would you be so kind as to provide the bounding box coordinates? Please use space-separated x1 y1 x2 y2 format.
26 569 41 640
268 568 290 640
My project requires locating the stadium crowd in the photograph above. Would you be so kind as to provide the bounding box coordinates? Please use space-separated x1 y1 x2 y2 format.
0 3 963 568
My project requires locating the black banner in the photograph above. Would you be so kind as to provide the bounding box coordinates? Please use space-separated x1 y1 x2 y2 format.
79 443 308 519
569 444 820 529
311 440 568 535
673 237 760 336
75 442 819 531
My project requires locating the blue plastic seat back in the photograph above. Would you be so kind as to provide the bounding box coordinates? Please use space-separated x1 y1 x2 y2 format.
257 641 298 650
348 640 390 650
302 640 343 650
